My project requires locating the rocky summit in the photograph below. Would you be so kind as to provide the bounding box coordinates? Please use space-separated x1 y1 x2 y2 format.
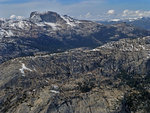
1 11 150 113
30 11 66 23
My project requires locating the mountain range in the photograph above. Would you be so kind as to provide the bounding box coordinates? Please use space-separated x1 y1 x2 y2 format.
0 11 150 113
98 17 150 30
0 11 150 64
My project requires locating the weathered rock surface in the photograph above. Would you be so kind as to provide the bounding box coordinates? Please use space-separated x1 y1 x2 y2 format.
0 36 150 113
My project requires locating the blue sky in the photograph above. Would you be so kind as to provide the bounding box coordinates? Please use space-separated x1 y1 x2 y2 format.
0 0 150 20
0 0 83 4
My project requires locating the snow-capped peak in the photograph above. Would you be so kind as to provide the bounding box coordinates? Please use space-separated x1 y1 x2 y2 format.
30 11 63 23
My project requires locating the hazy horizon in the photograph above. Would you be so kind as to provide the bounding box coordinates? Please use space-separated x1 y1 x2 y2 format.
0 0 150 20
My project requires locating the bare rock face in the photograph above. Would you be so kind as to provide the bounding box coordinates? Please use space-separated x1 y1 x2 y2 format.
30 11 65 23
0 36 150 113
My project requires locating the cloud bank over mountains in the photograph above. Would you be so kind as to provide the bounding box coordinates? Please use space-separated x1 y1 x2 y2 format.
0 0 150 21
78 9 150 21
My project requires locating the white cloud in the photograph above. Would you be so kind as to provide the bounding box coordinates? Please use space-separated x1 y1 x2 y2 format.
2 0 150 21
16 16 24 20
85 12 91 18
0 0 105 20
10 15 16 19
10 14 24 20
122 9 150 18
107 10 115 15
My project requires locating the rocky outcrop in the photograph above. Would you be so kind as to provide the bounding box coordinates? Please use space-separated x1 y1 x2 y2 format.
0 36 150 113
30 11 66 23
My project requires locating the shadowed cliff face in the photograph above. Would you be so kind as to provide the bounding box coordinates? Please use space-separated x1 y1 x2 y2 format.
0 36 150 113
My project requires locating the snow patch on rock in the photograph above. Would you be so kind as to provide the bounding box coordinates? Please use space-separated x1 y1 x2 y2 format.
50 90 60 94
19 63 32 76
0 29 14 37
44 22 58 30
61 15 77 27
